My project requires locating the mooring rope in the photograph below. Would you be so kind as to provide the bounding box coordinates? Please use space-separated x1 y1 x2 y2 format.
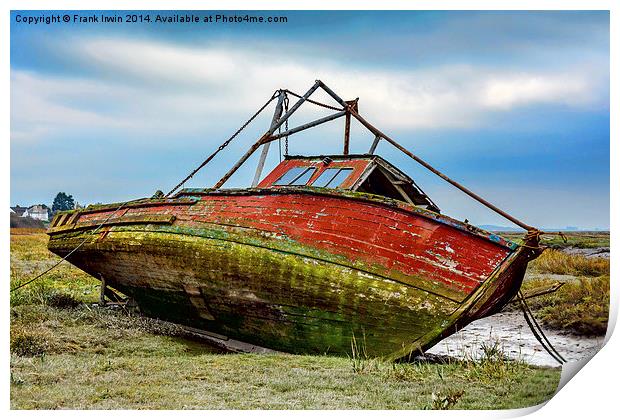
517 290 567 364
10 202 128 292
514 229 568 251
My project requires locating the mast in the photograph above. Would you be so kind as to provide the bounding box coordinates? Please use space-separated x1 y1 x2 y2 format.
170 79 536 231
252 91 286 187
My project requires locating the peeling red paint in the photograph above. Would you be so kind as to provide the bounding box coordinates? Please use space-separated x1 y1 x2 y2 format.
71 190 511 301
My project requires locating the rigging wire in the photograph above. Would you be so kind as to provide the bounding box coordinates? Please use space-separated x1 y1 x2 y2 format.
11 202 128 292
165 90 280 197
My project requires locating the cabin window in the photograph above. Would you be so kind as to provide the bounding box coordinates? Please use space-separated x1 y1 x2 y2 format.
274 166 316 186
312 168 353 188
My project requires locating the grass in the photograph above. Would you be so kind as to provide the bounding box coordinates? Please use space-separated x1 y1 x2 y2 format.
529 249 610 277
521 276 610 336
519 242 610 336
500 231 609 249
10 228 562 409
10 306 560 410
10 228 100 306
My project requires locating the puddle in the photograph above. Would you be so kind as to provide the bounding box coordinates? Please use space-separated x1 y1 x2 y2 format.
427 310 604 367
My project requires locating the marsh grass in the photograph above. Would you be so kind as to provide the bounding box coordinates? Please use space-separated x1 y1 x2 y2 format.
10 229 561 409
10 230 100 306
460 339 527 386
530 249 609 277
10 329 51 357
522 276 609 335
9 304 561 409
501 231 609 249
349 331 377 374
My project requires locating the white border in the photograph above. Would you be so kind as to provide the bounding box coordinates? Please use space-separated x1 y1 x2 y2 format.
3 1 616 419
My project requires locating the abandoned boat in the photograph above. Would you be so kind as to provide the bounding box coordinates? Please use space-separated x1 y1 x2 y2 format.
47 80 542 360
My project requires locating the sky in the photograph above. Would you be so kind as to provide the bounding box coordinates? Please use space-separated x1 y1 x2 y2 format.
10 10 610 229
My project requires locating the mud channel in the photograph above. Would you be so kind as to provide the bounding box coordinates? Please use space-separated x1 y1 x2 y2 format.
427 310 604 367
427 247 609 367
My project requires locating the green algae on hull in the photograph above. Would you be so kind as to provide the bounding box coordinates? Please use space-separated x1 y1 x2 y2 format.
47 188 534 360
49 227 462 357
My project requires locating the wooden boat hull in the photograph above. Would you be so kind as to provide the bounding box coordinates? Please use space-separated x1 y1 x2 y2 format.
47 188 538 360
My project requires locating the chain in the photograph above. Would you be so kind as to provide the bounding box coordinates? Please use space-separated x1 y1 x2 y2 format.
284 96 290 156
284 89 341 111
165 91 279 197
277 123 283 162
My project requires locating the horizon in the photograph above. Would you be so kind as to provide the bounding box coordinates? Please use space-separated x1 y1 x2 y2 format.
10 10 610 230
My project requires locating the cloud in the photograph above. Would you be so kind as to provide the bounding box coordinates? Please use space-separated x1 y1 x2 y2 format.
11 37 608 144
480 73 596 109
10 72 142 143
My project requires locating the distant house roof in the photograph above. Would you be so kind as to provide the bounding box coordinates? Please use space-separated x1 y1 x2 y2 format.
10 206 28 216
27 204 49 212
23 204 51 222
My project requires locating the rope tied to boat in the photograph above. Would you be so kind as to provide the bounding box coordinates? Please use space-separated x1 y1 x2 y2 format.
517 290 567 365
11 202 129 292
517 229 568 251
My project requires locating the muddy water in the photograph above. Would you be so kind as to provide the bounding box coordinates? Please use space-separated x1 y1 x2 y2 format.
427 311 604 367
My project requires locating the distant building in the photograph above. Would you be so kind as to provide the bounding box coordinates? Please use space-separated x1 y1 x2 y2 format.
22 204 50 222
10 206 28 217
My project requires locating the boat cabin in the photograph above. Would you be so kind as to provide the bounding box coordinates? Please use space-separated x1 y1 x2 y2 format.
258 155 440 213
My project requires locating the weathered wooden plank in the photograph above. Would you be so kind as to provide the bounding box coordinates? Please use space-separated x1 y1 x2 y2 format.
48 214 176 234
47 187 527 359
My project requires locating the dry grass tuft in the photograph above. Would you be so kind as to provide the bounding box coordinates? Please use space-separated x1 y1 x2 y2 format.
428 389 465 410
11 328 51 357
530 249 609 277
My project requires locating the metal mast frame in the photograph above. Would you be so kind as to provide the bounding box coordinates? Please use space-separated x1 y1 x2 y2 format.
175 80 534 231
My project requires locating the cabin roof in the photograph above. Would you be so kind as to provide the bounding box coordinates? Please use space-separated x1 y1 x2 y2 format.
258 154 440 212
